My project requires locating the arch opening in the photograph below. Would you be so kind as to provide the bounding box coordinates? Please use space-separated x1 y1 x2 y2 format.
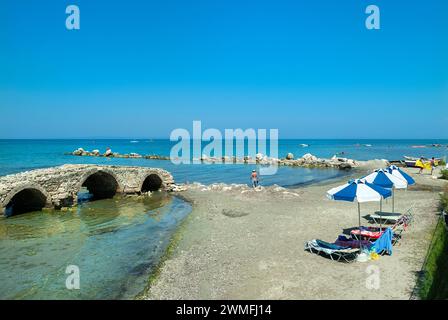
81 171 119 201
5 188 47 217
141 174 163 193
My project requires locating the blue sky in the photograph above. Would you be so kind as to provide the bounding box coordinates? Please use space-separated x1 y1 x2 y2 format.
0 0 447 139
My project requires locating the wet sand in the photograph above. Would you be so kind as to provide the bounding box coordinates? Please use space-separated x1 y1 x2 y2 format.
143 167 446 300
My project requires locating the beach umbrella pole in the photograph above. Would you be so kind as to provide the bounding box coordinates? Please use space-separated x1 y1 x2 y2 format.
392 189 395 213
358 202 362 250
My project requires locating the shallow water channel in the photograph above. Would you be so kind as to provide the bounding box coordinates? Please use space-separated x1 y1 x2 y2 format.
0 192 191 299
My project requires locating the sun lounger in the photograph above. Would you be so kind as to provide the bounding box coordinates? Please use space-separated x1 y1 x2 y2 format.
369 212 403 224
337 231 393 255
335 235 373 249
350 226 403 245
304 239 360 262
352 209 411 244
368 208 413 226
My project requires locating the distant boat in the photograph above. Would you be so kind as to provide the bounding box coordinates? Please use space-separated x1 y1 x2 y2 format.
130 140 139 143
364 144 372 147
299 144 309 147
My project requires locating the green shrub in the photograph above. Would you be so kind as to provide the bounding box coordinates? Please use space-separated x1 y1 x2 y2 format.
418 186 448 300
441 185 448 212
418 219 448 300
440 169 448 180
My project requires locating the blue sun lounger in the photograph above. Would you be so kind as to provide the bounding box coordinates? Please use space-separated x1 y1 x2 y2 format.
304 239 360 262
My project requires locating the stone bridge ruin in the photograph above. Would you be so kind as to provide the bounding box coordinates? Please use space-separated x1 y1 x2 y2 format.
0 164 175 216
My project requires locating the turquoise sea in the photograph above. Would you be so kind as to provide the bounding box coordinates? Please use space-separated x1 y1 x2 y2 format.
1 139 447 186
0 139 447 299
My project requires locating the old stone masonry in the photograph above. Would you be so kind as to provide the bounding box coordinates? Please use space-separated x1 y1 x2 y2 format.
0 164 175 216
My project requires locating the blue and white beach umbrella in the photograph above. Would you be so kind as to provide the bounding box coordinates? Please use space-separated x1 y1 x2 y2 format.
364 167 412 212
327 179 392 245
363 169 408 190
327 179 392 203
386 165 416 185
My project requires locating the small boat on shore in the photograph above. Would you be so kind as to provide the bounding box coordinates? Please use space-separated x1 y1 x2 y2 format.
404 160 418 167
403 156 442 168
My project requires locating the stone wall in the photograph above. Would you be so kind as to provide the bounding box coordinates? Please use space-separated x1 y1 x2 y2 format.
0 164 174 214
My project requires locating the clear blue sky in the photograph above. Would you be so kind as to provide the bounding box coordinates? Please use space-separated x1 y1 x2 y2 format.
0 0 447 139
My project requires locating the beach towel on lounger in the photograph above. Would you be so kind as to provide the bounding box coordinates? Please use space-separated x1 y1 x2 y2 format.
371 228 393 255
335 235 373 249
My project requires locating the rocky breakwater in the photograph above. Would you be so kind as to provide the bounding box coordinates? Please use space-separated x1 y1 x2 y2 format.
68 147 170 160
68 148 388 170
278 153 358 170
279 153 391 170
197 153 361 170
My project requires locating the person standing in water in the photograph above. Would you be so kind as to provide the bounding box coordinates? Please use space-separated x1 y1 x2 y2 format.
250 170 259 188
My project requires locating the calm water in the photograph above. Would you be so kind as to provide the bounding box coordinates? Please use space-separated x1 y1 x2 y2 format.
1 139 447 185
0 139 447 299
0 192 191 299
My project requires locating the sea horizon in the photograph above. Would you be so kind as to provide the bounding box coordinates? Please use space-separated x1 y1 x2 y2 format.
1 138 447 185
1 0 447 303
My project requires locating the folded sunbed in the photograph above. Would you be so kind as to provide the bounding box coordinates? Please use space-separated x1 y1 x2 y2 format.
304 239 360 263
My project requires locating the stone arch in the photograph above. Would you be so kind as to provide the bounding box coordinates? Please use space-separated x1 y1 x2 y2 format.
139 172 164 193
2 183 50 217
77 169 122 200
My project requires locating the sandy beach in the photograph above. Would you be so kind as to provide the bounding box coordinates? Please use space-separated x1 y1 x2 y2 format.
143 167 446 300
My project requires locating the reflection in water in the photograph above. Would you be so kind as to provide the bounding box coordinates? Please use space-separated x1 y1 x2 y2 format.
0 192 191 299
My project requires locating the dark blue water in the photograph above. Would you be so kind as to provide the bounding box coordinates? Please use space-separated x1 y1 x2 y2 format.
1 139 447 186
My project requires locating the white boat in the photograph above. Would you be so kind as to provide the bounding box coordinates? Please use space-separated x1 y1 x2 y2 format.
404 156 442 161
299 144 309 147
403 156 442 168
404 160 418 168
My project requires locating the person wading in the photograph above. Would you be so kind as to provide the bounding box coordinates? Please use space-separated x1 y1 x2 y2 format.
250 170 259 188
